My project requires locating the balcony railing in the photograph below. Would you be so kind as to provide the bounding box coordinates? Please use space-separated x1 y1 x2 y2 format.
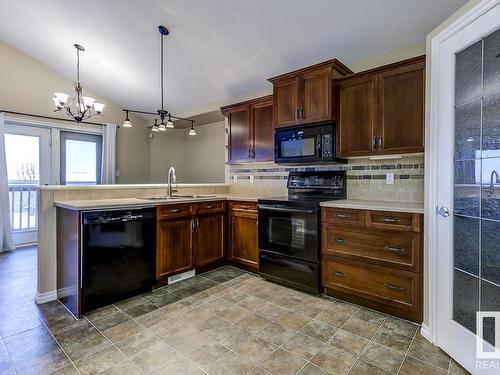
8 184 38 232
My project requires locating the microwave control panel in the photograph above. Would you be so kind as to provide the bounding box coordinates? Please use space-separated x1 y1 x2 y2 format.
322 133 333 161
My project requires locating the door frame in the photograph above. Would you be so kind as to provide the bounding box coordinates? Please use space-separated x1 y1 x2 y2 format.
425 0 500 370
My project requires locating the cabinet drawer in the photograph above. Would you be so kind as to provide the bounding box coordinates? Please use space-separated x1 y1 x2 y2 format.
321 208 364 227
231 201 258 216
322 225 420 271
366 211 421 232
158 203 193 219
322 256 420 313
196 200 225 215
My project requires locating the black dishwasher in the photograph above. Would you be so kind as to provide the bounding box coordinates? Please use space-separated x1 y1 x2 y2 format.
82 207 156 313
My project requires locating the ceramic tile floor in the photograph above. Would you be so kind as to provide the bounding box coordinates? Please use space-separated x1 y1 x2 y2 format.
0 247 471 375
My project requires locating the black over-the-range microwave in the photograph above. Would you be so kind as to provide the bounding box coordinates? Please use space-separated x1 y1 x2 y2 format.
274 123 345 164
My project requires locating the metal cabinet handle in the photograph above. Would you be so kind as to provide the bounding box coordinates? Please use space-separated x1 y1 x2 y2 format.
378 136 383 149
335 238 348 244
384 246 405 254
336 213 349 219
248 148 252 159
381 217 400 224
205 205 214 209
384 283 404 291
296 108 300 120
191 219 196 232
169 209 181 213
372 136 377 150
334 271 345 277
300 107 304 120
252 149 256 159
240 205 249 209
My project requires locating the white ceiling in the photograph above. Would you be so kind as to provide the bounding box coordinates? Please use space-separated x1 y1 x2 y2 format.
0 0 466 118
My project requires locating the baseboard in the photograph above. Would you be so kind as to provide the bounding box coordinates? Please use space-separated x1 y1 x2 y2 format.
420 323 432 343
35 290 57 304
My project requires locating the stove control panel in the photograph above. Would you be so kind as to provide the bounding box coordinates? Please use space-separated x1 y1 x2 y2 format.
287 171 346 191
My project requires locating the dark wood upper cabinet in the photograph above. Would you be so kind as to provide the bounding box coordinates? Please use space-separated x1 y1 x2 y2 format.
338 75 378 157
273 77 299 127
378 62 425 154
194 212 225 268
156 217 194 280
221 95 274 164
337 56 425 157
225 105 252 163
269 59 352 128
251 98 274 162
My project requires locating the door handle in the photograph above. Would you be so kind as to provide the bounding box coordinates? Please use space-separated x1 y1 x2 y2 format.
381 217 400 224
384 246 405 254
384 283 404 291
336 213 349 218
436 206 450 217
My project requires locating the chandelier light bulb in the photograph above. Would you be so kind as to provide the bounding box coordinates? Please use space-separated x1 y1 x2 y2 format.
82 96 96 108
93 103 105 114
54 92 69 105
158 122 167 131
52 98 63 109
166 114 174 128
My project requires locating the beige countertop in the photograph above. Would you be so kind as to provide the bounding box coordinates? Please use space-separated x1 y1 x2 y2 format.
320 199 424 214
54 195 264 210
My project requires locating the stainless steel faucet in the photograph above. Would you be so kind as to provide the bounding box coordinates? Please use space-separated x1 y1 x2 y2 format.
490 170 500 197
167 167 177 197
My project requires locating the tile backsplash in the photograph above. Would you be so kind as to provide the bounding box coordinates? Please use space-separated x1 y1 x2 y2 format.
227 155 424 202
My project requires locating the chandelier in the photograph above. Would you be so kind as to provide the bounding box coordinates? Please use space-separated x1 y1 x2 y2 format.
122 25 196 136
53 44 105 123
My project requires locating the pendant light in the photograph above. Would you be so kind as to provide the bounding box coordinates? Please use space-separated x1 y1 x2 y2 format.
53 44 105 123
122 26 196 135
188 122 196 136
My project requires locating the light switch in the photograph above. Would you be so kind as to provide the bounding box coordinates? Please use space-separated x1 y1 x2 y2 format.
250 175 254 183
233 175 238 182
386 173 394 185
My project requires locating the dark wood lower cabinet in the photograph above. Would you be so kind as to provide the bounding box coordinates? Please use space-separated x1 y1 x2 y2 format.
228 202 259 272
156 217 194 280
195 213 225 268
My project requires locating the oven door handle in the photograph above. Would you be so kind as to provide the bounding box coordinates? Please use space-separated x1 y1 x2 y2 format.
258 205 317 214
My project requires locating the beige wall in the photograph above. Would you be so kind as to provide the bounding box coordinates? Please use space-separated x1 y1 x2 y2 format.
150 121 225 183
0 40 150 183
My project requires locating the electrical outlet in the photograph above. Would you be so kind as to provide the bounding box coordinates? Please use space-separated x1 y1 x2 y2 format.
233 175 238 182
386 173 394 185
249 175 254 183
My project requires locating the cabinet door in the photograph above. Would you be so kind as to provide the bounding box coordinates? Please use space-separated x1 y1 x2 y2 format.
338 76 377 157
195 213 225 268
230 213 258 269
156 218 193 280
228 105 252 163
273 77 299 128
378 62 425 154
301 67 332 124
251 99 274 162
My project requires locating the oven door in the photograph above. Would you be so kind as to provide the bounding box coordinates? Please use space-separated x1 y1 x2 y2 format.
275 129 322 163
258 204 319 262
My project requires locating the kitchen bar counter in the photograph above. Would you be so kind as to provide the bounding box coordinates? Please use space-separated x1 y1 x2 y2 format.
320 199 424 214
54 195 262 211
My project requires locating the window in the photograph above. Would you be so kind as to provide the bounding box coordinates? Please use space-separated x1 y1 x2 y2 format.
60 131 102 185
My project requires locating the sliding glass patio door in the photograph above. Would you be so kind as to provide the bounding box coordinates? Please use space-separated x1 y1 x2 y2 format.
5 124 51 246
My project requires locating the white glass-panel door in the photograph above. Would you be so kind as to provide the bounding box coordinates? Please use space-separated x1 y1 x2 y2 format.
5 124 51 246
434 3 500 374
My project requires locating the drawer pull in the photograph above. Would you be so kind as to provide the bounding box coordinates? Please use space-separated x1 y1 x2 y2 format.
240 205 249 209
169 209 181 213
334 271 346 277
384 283 404 291
381 217 401 224
384 246 405 254
336 213 349 219
205 205 215 209
335 238 348 244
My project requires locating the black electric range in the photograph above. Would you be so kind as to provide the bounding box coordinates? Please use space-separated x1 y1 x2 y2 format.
258 170 346 294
